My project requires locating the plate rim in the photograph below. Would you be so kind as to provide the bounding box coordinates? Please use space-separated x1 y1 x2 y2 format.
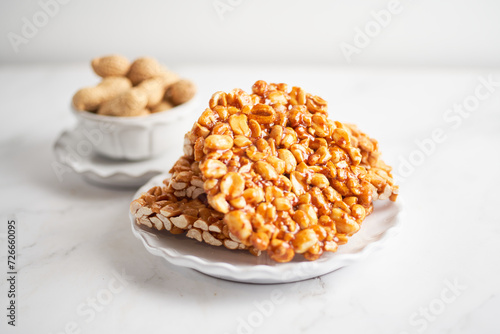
130 173 404 284
53 129 173 179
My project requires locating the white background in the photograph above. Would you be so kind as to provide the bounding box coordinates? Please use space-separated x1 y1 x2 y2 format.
1 0 500 66
1 1 500 334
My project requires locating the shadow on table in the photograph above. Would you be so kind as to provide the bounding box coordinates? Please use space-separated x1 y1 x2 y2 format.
13 136 136 201
102 211 331 306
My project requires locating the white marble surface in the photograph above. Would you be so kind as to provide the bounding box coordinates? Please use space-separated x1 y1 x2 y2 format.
0 63 499 334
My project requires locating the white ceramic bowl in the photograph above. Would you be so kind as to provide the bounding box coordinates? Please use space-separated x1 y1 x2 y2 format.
71 97 198 160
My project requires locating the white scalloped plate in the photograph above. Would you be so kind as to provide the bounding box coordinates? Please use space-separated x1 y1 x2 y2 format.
131 174 404 284
53 129 185 188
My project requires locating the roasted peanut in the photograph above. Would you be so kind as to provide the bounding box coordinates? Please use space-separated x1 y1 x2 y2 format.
73 77 132 111
91 55 131 77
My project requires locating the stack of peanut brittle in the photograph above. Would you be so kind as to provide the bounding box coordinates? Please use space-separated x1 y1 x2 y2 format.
130 80 398 262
